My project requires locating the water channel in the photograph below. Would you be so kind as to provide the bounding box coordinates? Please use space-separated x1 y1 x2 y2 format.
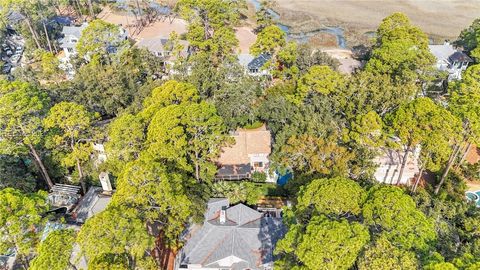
248 0 347 48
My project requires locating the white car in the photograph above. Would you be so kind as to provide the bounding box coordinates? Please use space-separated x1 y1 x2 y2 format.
10 54 21 64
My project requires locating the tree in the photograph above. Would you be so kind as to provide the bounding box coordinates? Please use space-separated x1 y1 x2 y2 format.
58 47 162 117
43 102 95 193
413 114 460 192
296 44 340 74
275 41 299 80
357 235 418 270
112 157 195 247
385 97 459 185
140 80 199 121
250 25 286 56
212 73 261 130
365 13 435 83
339 71 417 119
76 207 155 270
177 0 241 98
212 181 248 204
177 0 241 64
276 215 370 270
37 50 62 82
276 133 354 177
0 155 37 192
457 18 480 62
0 188 48 269
30 229 76 270
0 0 53 50
296 177 367 218
76 19 129 63
436 65 480 193
0 80 53 188
146 102 226 182
347 111 384 148
254 0 275 32
292 65 344 103
105 113 145 176
362 186 436 250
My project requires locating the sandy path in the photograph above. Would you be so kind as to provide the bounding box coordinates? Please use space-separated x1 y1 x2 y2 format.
275 0 480 39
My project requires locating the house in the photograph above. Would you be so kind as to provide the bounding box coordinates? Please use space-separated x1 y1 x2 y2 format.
58 23 88 59
71 173 113 224
373 148 420 185
429 42 473 81
216 125 273 181
135 36 190 73
59 22 129 59
238 53 271 76
135 36 189 58
175 198 285 270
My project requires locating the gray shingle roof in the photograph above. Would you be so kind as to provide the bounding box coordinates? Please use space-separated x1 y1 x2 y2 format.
248 54 271 70
179 201 285 270
72 187 111 223
449 51 473 63
61 23 87 38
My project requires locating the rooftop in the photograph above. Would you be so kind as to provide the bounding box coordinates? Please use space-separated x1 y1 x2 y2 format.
248 54 271 70
178 199 285 270
429 42 472 64
449 51 473 63
72 187 112 223
217 125 271 165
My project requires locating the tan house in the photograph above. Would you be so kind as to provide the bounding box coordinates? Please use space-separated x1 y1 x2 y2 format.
216 125 273 181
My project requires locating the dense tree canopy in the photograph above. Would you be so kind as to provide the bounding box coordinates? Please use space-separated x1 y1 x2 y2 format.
0 80 53 188
0 188 48 268
30 229 76 270
366 12 435 83
1 6 480 270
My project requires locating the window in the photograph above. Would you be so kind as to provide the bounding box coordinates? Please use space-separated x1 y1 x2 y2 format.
253 162 263 168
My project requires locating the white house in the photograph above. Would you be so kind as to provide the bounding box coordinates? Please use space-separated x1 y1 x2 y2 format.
58 23 88 59
429 42 473 81
216 125 274 181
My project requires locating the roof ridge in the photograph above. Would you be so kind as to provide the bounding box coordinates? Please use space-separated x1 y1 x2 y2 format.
200 230 230 265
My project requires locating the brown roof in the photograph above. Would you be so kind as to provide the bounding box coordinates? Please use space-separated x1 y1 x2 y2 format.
217 125 271 165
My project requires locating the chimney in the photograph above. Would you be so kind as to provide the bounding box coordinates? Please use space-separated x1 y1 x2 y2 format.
99 172 112 194
220 206 227 224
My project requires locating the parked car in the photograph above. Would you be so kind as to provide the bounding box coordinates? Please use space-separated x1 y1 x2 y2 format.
1 44 8 51
2 63 12 74
15 46 23 53
10 54 21 64
5 49 12 56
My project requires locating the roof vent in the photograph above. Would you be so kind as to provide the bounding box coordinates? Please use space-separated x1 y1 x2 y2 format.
220 206 227 224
